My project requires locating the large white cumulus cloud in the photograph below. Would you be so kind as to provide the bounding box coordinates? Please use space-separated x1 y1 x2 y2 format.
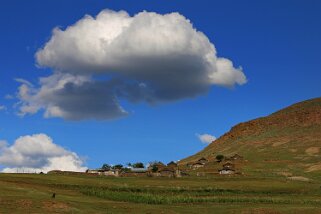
17 9 246 120
0 134 87 173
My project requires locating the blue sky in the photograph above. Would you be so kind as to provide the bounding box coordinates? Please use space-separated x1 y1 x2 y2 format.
0 0 320 170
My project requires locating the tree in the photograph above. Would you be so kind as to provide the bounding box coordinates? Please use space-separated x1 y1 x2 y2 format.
113 164 123 170
101 164 111 170
149 161 163 166
132 162 145 168
151 165 158 172
215 154 224 162
122 167 131 172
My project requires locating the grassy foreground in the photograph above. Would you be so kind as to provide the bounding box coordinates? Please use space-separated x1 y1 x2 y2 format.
0 173 321 213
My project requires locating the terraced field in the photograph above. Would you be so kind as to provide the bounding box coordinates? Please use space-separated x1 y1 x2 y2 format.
0 173 321 213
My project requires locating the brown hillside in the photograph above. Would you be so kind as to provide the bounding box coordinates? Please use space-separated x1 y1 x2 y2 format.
180 97 321 179
218 97 321 143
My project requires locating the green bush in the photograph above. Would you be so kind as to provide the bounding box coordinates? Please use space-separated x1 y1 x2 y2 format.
216 154 224 162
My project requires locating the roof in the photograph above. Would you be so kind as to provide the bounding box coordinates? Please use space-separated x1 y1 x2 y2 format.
192 161 204 166
167 161 178 166
223 162 235 168
231 154 243 158
219 168 235 172
130 168 147 173
87 168 110 172
150 162 165 167
159 167 175 173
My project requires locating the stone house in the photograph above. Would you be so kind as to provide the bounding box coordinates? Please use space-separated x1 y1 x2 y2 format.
86 168 120 177
130 168 148 173
231 154 243 160
122 168 148 177
192 162 205 169
158 167 175 177
167 161 178 168
198 157 209 164
219 162 235 175
223 162 234 169
148 162 166 172
101 169 120 177
219 167 235 175
86 169 100 174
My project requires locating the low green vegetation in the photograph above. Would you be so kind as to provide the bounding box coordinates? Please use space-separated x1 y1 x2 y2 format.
0 173 321 213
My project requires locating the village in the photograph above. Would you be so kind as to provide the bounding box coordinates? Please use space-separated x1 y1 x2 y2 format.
48 153 244 178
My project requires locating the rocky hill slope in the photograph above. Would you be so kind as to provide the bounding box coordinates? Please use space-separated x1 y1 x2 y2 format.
180 97 321 179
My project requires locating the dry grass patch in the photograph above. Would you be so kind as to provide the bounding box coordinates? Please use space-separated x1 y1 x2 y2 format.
277 172 293 177
305 147 320 155
239 208 282 214
287 176 311 182
306 163 321 172
17 199 33 208
42 201 70 212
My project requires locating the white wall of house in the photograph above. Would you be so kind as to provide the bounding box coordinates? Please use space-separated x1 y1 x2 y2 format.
219 170 235 175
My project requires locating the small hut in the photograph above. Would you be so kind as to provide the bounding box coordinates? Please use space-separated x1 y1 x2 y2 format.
167 161 178 168
219 162 235 175
148 162 166 172
158 167 175 177
186 163 193 169
86 169 100 174
219 168 235 175
198 157 209 164
130 168 148 173
192 162 205 169
222 162 235 169
230 154 243 160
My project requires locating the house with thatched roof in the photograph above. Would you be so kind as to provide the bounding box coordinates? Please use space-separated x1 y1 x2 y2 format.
219 162 235 175
223 162 234 169
167 161 178 168
186 162 193 168
86 169 101 174
219 167 235 175
121 168 148 177
101 169 120 177
230 154 243 160
130 168 148 173
158 167 175 177
191 161 205 169
148 161 166 172
86 168 121 177
198 157 209 164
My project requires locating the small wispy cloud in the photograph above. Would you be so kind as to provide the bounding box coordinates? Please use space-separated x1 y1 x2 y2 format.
0 105 6 111
14 78 33 87
5 94 14 99
196 133 216 144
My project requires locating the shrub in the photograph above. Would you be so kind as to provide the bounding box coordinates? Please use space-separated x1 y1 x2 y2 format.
132 162 145 168
101 164 111 170
216 154 224 162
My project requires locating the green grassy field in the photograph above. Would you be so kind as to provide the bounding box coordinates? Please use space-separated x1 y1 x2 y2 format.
0 173 321 213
